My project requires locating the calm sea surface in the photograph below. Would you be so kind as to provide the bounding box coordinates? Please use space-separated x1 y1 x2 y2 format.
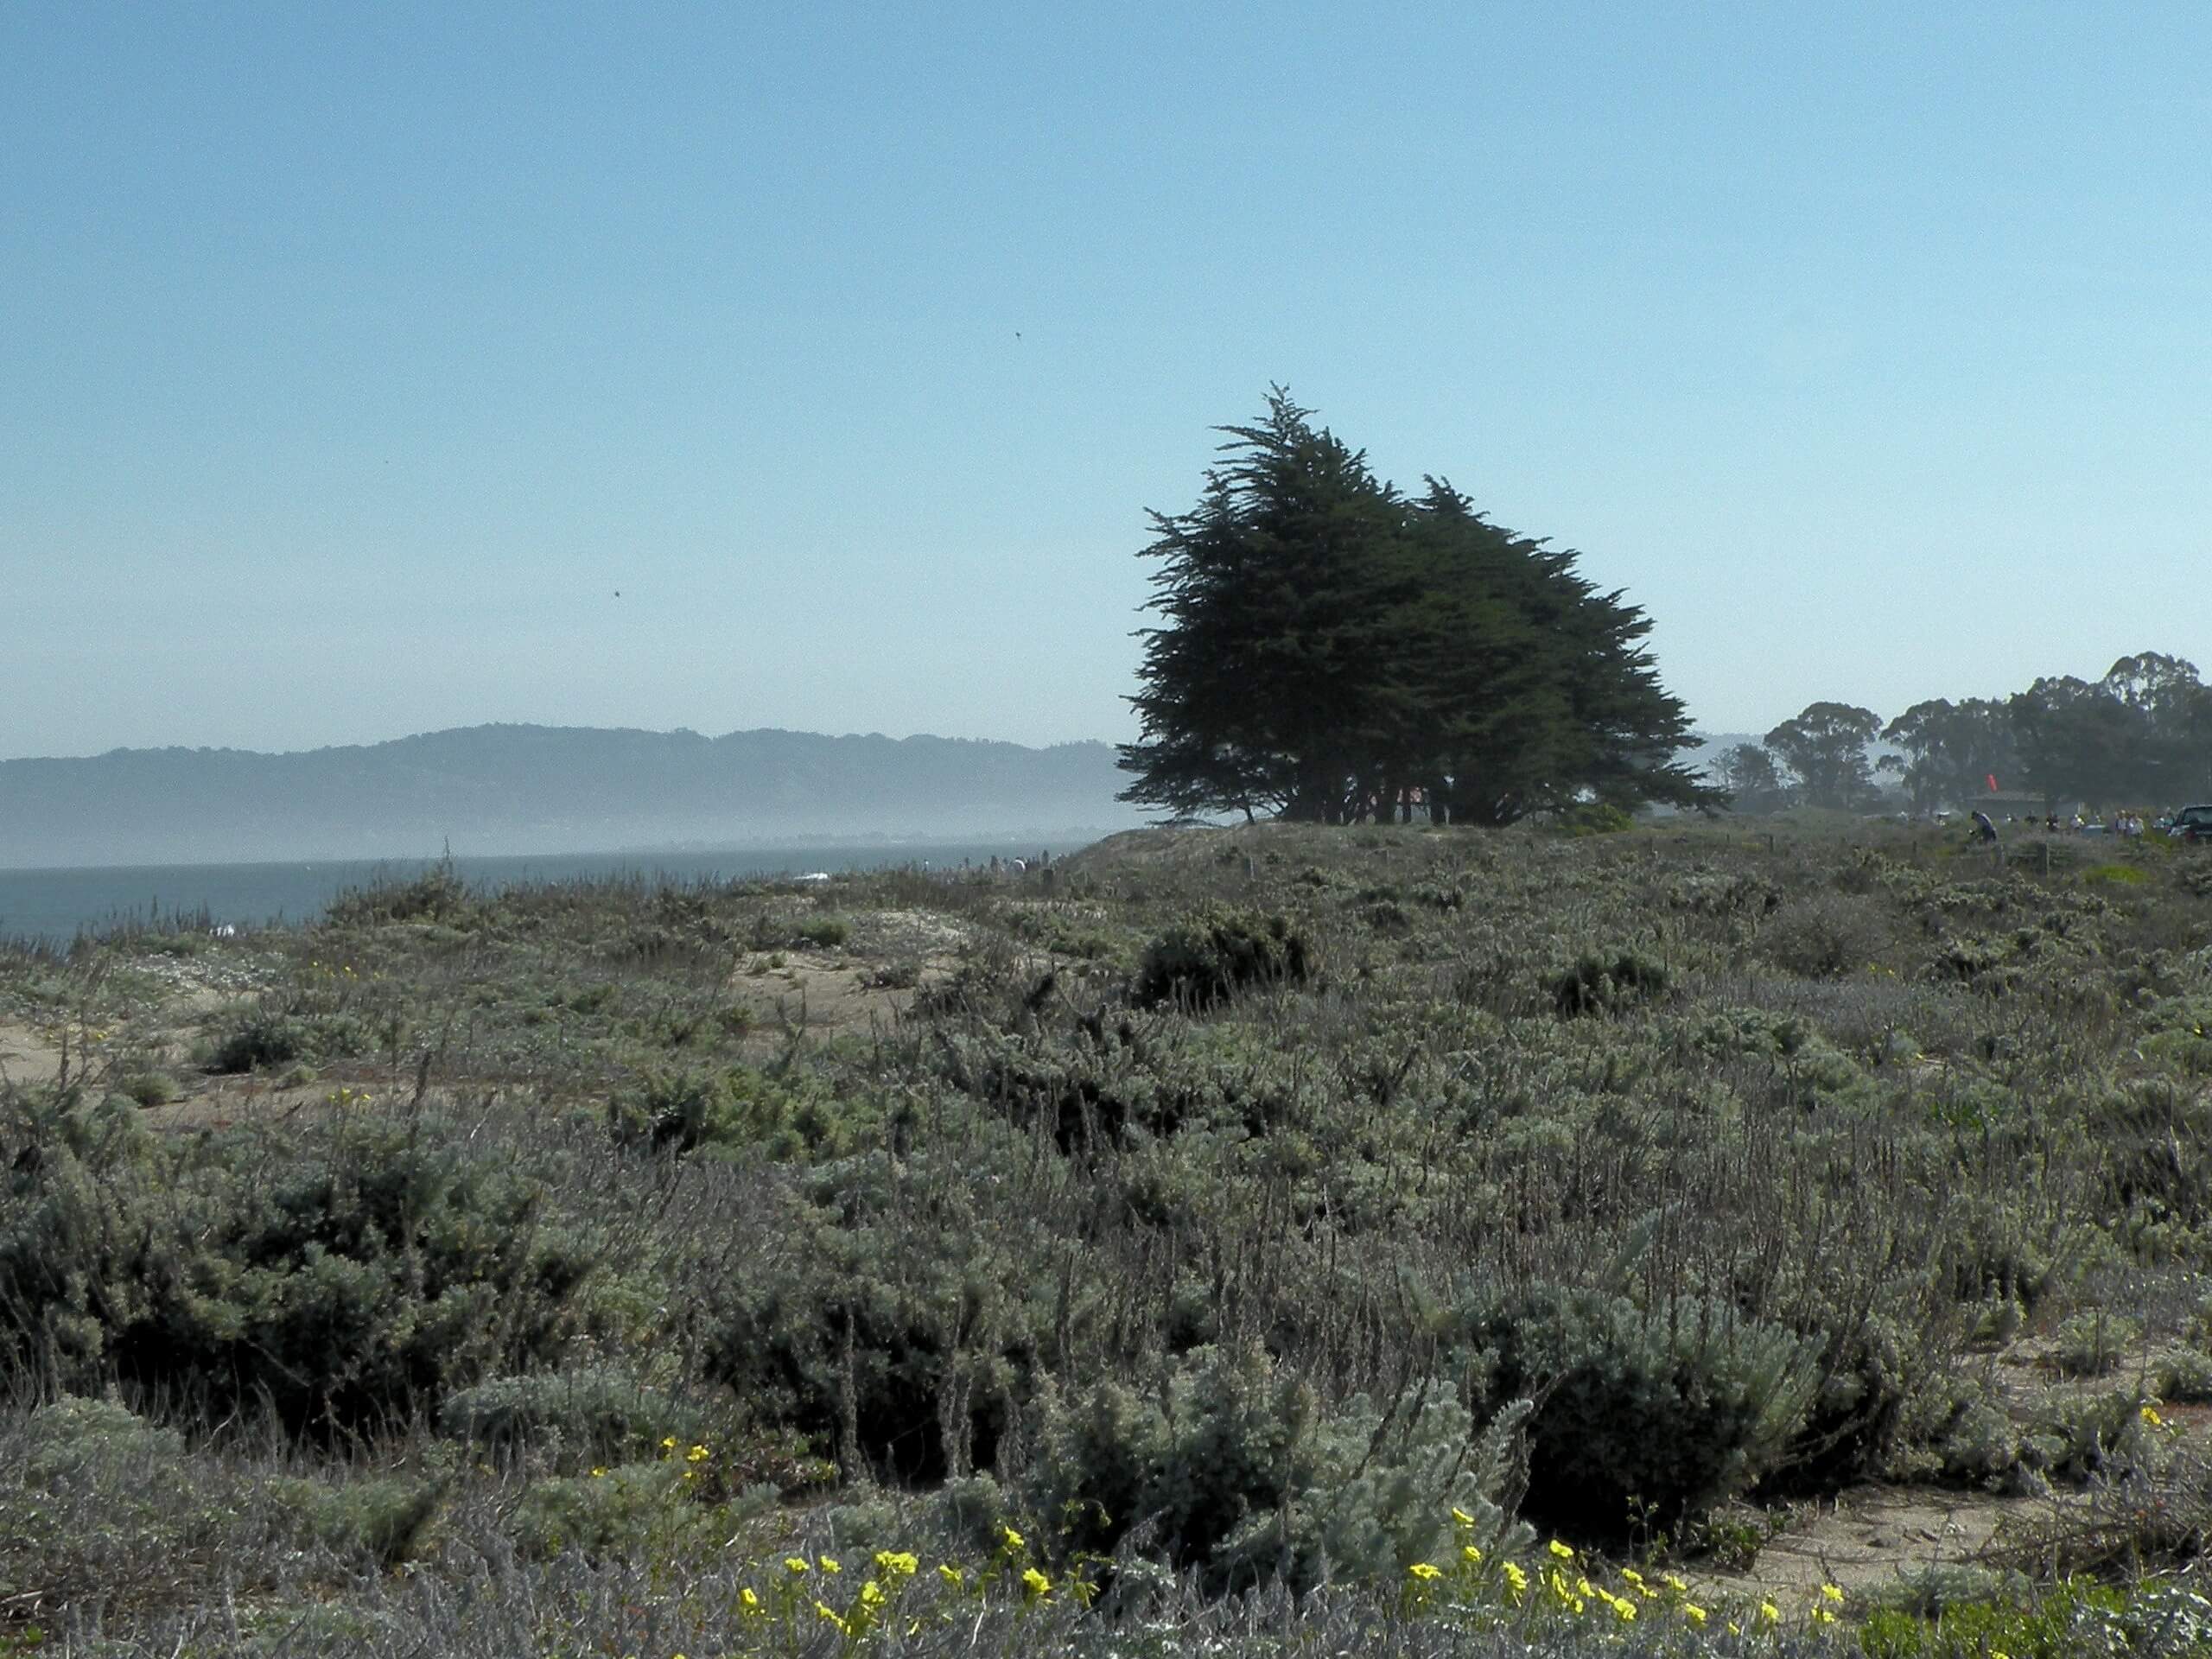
0 839 1086 946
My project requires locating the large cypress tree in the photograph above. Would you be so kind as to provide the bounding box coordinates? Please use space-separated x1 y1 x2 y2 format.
1122 391 1410 822
1119 392 1717 824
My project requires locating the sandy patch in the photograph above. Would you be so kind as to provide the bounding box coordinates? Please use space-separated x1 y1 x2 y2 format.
0 1020 61 1086
732 950 949 1046
1702 1485 2053 1605
726 907 971 1048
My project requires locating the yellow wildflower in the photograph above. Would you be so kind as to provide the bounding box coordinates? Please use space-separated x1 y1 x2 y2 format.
1001 1523 1026 1551
739 1588 760 1614
588 1465 607 1478
660 1436 677 1452
874 1550 919 1578
1502 1561 1529 1601
687 1443 710 1463
1812 1606 1838 1624
859 1580 886 1607
1548 1538 1575 1561
784 1556 810 1575
1451 1506 1477 1528
2142 1405 2165 1428
1022 1567 1052 1599
938 1564 965 1586
818 1555 841 1573
1682 1602 1707 1625
1821 1582 1845 1605
814 1602 849 1635
1460 1544 1483 1567
1408 1561 1443 1581
1758 1599 1781 1626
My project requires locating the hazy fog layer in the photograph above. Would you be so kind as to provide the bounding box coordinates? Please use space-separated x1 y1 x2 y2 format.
0 726 1146 869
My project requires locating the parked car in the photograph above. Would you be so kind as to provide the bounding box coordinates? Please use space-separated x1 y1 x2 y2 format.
2171 804 2212 842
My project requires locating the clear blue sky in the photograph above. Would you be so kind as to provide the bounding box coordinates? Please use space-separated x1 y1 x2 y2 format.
4 3 2207 760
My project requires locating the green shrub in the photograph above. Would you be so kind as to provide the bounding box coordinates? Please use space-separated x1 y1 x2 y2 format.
207 1011 313 1072
1023 1344 1532 1592
607 1064 844 1157
1924 1394 2020 1484
277 1474 445 1572
2082 862 2151 887
607 1066 732 1154
2054 1310 2140 1378
1544 949 1670 1017
1462 1286 1817 1539
1132 907 1314 1009
441 1366 697 1464
1758 890 1897 977
1858 1576 2164 1659
0 1110 595 1437
702 1151 1057 1484
2154 1347 2212 1402
21 1394 186 1484
1668 870 1781 916
0 1396 441 1605
2019 1387 2152 1482
507 1462 716 1560
1554 802 1636 836
796 916 851 948
324 861 473 926
115 1070 181 1107
3 1398 220 1614
205 1007 371 1074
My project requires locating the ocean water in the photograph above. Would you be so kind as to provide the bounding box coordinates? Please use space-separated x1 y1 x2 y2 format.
0 838 1084 946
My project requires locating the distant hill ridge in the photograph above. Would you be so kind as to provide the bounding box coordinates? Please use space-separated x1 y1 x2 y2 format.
0 724 1142 868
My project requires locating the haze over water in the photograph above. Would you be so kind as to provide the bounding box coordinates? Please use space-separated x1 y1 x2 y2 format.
0 839 1082 946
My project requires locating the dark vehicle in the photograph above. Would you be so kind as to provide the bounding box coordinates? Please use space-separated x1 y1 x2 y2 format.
2171 804 2212 843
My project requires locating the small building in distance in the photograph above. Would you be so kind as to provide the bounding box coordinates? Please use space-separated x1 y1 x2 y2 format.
1974 787 2082 822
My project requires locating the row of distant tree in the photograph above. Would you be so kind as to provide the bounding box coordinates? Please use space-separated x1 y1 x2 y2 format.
1713 652 2212 814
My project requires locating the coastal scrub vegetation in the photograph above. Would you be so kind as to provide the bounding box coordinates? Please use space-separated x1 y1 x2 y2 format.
5 818 2212 1653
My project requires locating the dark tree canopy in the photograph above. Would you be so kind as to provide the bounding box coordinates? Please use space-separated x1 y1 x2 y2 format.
2007 654 2212 808
1118 392 1719 825
1763 702 1883 810
1712 742 1789 814
1881 698 2017 812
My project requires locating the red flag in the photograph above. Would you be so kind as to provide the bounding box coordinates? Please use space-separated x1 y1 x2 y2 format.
1986 773 1999 792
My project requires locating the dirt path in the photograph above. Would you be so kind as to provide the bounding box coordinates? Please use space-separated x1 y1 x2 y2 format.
0 1020 62 1085
1703 1485 2057 1605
